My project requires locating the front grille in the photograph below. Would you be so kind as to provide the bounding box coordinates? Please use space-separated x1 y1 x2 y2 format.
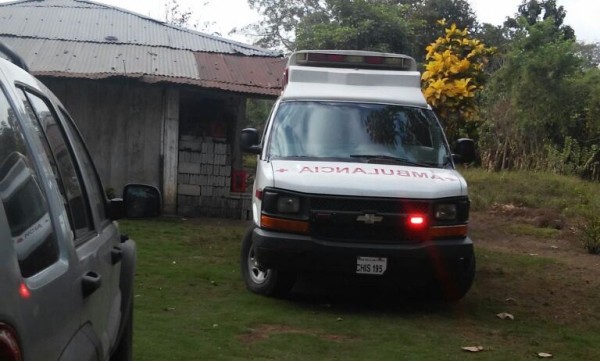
310 197 403 213
312 215 405 242
309 196 430 243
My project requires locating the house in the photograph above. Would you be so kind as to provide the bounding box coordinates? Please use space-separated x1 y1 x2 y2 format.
0 0 286 218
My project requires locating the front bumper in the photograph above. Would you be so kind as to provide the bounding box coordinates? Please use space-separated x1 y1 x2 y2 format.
252 228 474 279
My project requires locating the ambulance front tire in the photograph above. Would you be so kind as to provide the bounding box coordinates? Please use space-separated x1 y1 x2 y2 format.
240 227 296 297
408 253 475 302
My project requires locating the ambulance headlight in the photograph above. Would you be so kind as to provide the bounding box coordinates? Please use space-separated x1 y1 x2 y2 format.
277 195 301 214
260 190 309 234
262 190 304 215
434 203 457 221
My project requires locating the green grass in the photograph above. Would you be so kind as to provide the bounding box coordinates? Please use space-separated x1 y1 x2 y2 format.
506 223 560 238
121 208 600 360
460 168 600 217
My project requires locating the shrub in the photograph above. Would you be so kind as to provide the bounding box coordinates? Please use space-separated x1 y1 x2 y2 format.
580 213 600 255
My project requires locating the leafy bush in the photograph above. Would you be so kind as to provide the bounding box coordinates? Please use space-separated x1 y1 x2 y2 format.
421 20 494 141
580 213 600 255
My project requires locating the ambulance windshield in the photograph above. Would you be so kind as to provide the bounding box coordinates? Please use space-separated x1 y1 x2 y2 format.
268 101 451 168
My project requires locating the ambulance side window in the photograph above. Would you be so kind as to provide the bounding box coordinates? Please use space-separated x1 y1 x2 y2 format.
0 88 59 278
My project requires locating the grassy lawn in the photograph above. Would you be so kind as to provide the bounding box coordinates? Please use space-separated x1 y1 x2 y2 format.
121 169 600 361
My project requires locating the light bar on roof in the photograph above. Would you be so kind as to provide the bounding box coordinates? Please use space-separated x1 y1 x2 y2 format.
291 50 416 71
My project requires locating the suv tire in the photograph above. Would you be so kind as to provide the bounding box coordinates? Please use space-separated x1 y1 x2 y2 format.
110 301 133 361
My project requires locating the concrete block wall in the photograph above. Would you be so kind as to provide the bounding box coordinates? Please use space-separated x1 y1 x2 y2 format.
177 135 251 219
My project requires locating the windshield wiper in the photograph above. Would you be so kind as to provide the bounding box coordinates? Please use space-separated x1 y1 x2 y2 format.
350 154 435 168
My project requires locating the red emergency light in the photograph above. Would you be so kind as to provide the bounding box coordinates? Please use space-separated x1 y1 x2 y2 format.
408 215 426 228
291 50 415 71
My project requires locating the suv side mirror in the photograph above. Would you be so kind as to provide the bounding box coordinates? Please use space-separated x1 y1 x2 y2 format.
122 184 161 218
240 128 262 154
453 138 475 164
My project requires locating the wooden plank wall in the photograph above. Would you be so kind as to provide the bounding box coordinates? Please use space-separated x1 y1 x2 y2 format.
43 78 163 198
44 78 253 219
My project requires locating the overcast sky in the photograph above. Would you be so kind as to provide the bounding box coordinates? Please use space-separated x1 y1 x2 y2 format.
2 0 598 44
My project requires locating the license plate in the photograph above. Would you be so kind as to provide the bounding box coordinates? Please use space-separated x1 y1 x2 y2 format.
356 257 387 275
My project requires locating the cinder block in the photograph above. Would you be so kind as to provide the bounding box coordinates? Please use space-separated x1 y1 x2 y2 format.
179 174 190 184
179 140 201 152
179 162 201 174
180 135 198 142
178 184 201 196
215 143 227 155
202 142 214 154
201 186 214 196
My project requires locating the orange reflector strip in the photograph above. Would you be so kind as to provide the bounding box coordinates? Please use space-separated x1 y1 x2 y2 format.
429 225 468 239
261 215 310 234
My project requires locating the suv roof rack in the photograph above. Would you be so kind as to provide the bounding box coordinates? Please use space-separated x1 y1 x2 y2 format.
0 41 30 72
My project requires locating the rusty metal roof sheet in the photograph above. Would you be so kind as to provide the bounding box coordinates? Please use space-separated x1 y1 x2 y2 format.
0 0 285 95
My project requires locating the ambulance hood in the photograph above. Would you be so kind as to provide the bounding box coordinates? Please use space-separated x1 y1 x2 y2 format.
269 160 467 199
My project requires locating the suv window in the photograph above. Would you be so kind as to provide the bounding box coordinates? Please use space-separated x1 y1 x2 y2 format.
18 89 94 241
0 87 59 277
60 109 107 223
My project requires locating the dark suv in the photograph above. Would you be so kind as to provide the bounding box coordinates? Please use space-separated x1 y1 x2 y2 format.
0 42 159 360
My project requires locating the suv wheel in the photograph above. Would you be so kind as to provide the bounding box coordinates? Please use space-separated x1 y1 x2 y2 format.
110 302 133 361
240 227 295 297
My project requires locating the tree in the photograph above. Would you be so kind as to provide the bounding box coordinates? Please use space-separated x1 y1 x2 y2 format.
477 16 599 177
421 20 494 141
576 42 600 68
245 98 274 130
401 0 478 61
163 0 215 32
504 0 574 41
295 0 413 54
235 0 326 51
164 0 194 27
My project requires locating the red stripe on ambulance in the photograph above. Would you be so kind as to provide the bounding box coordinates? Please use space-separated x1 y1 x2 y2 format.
295 166 457 181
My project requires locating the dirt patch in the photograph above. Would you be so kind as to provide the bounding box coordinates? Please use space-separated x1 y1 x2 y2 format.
471 209 600 270
487 203 567 229
238 324 359 344
470 208 600 326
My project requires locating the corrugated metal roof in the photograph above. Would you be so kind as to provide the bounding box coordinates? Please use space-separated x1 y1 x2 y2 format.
196 53 284 90
0 37 286 96
0 37 199 77
0 0 286 95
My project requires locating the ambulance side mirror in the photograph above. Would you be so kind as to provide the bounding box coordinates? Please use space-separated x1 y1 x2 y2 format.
240 128 262 154
452 138 475 164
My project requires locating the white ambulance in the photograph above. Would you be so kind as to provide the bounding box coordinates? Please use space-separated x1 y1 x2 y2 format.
240 50 476 301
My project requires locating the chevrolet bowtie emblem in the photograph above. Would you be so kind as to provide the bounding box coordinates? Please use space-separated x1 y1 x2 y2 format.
357 214 383 224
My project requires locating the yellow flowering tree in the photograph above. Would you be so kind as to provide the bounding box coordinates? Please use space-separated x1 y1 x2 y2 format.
422 20 494 140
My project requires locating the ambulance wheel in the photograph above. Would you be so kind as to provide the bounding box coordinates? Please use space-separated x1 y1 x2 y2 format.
408 253 475 302
240 227 296 297
442 254 475 302
433 253 476 302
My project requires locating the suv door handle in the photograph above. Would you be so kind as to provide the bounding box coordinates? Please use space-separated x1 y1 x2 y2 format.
81 272 102 298
111 246 123 265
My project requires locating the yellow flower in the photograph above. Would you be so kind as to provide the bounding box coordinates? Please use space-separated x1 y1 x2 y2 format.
449 58 471 74
445 23 458 36
423 78 450 106
452 78 476 98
